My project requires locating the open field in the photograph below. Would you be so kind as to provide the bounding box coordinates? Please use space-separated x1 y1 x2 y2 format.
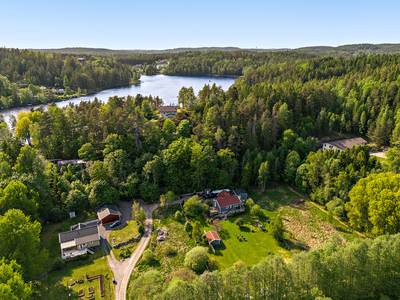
36 250 114 300
250 185 362 251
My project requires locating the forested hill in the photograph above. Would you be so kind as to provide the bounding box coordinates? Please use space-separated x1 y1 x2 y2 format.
32 43 400 57
32 46 288 56
0 48 133 108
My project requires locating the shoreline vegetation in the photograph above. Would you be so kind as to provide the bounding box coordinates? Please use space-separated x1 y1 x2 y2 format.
0 80 141 114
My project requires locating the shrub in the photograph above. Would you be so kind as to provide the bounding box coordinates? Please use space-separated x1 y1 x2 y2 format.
173 268 197 282
234 217 244 227
174 211 183 222
183 195 208 217
138 224 145 233
47 208 69 223
184 221 193 233
74 253 89 261
142 249 154 264
120 247 132 258
52 257 65 270
162 244 175 257
184 246 208 272
250 204 262 217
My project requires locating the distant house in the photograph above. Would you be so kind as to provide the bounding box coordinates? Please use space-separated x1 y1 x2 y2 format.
78 58 85 63
213 190 242 214
234 189 248 201
57 159 86 168
322 137 367 152
59 220 100 260
54 88 65 95
159 106 178 119
206 231 221 247
96 203 122 225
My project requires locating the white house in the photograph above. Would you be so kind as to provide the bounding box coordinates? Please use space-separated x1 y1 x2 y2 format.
59 220 100 260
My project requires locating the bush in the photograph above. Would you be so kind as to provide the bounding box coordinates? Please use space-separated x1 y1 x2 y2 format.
138 224 145 233
184 221 193 233
47 208 69 223
173 268 196 282
142 249 154 264
73 253 89 261
162 244 175 257
250 204 262 217
120 247 132 258
183 195 209 217
234 217 244 227
52 257 65 270
174 211 183 222
184 246 208 272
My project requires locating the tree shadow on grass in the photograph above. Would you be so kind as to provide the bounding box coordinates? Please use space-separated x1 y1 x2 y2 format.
212 241 227 257
218 229 231 240
148 259 161 268
239 226 250 232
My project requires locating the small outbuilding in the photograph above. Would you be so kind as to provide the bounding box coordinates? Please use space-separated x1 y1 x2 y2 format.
96 204 122 225
234 189 248 201
206 231 221 246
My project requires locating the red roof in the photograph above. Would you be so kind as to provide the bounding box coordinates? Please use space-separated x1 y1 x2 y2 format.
160 106 178 112
206 231 221 243
215 191 241 208
218 190 230 198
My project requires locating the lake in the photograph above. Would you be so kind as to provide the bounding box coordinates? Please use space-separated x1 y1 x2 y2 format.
1 75 237 125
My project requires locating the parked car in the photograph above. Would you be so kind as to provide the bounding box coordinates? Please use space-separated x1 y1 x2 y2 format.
110 220 121 228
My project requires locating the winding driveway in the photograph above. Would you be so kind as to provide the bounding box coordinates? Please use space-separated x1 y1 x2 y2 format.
103 200 182 300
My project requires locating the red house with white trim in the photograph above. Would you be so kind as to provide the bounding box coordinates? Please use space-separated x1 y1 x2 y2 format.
213 190 242 214
206 231 221 246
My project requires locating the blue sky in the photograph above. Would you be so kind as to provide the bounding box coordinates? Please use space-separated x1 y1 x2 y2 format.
1 0 399 50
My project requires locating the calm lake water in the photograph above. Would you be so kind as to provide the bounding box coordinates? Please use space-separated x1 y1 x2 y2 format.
1 75 237 125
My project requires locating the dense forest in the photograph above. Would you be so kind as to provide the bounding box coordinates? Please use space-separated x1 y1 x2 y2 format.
2 50 400 298
129 234 400 300
34 43 400 57
0 48 133 108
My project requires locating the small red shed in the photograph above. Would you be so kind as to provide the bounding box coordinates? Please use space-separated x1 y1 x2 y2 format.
96 204 122 225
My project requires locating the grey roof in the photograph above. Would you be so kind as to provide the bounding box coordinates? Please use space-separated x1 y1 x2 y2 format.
235 189 247 194
96 203 122 220
324 137 367 151
59 225 99 243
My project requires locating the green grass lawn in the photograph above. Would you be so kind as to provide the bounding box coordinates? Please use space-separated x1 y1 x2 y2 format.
110 220 140 244
209 213 292 270
40 212 98 271
36 250 114 300
109 215 141 261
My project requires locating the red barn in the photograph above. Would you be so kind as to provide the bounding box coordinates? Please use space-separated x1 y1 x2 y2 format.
96 204 122 225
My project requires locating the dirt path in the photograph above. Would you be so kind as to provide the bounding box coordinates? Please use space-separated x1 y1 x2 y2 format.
110 200 182 300
286 186 367 238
